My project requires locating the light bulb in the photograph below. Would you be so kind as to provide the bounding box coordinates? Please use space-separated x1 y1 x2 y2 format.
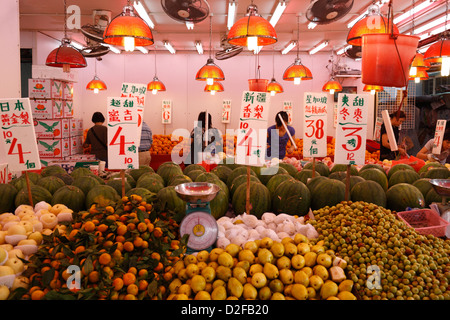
441 56 450 77
94 88 99 94
124 37 135 52
247 36 258 52
152 89 158 95
371 90 376 95
409 66 417 77
270 90 276 96
415 77 420 83
210 90 216 95
329 89 335 95
206 78 214 85
294 77 301 85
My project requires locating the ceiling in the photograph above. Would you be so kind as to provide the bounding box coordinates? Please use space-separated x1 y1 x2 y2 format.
18 0 450 56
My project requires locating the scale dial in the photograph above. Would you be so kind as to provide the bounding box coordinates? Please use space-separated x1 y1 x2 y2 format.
179 211 218 251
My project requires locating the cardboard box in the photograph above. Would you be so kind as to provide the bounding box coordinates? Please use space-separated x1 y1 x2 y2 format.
34 118 70 139
63 82 74 100
30 99 63 119
37 137 70 158
69 118 83 136
65 154 96 161
64 100 74 118
28 79 63 99
69 135 83 155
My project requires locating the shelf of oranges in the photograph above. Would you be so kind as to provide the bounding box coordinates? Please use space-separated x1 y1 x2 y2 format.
150 135 184 155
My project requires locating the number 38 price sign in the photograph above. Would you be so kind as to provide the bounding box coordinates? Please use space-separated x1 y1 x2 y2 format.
303 93 328 158
107 97 139 170
334 93 370 165
0 98 41 172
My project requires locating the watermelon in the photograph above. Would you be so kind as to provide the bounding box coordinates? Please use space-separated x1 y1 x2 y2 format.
311 179 346 210
232 182 271 218
418 162 445 175
26 172 41 184
388 169 420 187
137 172 164 185
185 169 205 182
41 165 67 177
278 162 299 177
339 175 366 191
229 174 261 198
183 164 206 175
53 173 74 185
88 174 105 185
15 185 53 207
303 161 330 177
359 163 386 175
196 172 222 184
10 176 34 191
108 173 136 188
226 167 257 189
210 189 229 219
37 176 66 194
70 167 93 179
129 165 155 181
295 169 320 184
257 166 289 185
157 162 184 185
422 167 450 179
358 168 389 191
425 188 442 206
387 163 414 179
271 179 311 216
157 186 186 217
328 171 348 181
0 183 18 213
126 188 156 203
385 183 425 212
52 185 86 212
266 174 294 195
350 180 387 208
330 164 358 176
106 179 132 196
85 185 120 208
211 165 233 183
306 176 329 195
72 176 101 195
412 178 433 198
168 175 193 187
136 176 164 194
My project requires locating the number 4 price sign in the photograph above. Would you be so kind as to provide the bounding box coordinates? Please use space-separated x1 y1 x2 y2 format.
335 93 370 200
107 97 139 196
303 93 328 177
0 98 41 206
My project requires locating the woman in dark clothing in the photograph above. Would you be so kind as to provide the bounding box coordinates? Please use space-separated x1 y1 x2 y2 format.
380 111 407 161
83 112 108 166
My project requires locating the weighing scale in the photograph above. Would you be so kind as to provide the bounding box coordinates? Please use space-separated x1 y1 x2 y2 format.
175 182 220 253
429 179 450 223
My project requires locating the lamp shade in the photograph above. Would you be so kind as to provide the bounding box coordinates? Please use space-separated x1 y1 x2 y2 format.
347 15 399 47
267 78 284 95
147 76 166 94
423 39 450 64
283 58 313 83
411 53 430 69
204 81 224 94
227 4 277 49
322 79 342 94
46 38 87 72
86 76 107 93
196 58 225 83
103 5 154 50
409 68 429 82
363 84 383 94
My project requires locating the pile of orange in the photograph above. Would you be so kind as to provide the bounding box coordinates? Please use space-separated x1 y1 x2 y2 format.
150 134 184 155
223 134 237 155
20 195 186 300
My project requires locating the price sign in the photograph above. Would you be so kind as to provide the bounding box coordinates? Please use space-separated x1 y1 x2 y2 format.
373 117 383 141
222 100 231 124
432 119 447 154
236 91 270 167
381 110 398 152
107 97 139 169
303 93 328 158
121 83 146 138
162 100 172 124
282 101 293 125
334 93 370 165
0 98 41 172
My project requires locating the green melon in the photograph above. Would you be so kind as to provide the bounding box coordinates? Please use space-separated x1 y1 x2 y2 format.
387 163 415 179
418 162 445 175
295 169 320 184
106 179 132 196
41 165 67 177
210 189 229 219
136 176 165 194
137 172 164 185
311 179 346 210
9 176 34 191
266 174 294 195
303 161 330 177
257 166 289 185
196 172 222 184
85 185 120 208
388 169 420 187
183 164 206 175
157 162 184 185
412 178 433 198
108 173 136 188
88 174 105 185
70 167 93 179
229 174 261 198
15 185 53 207
211 165 233 183
157 186 186 216
330 164 358 176
37 176 66 194
53 173 74 185
72 175 101 195
226 167 257 189
358 168 389 191
271 179 311 216
185 169 205 182
328 171 348 181
359 163 386 175
425 188 443 206
168 175 193 187
350 180 387 208
52 185 86 212
385 183 425 212
0 183 18 213
278 162 299 177
340 175 366 191
306 176 329 195
129 165 155 181
126 188 156 204
422 167 450 179
232 182 271 218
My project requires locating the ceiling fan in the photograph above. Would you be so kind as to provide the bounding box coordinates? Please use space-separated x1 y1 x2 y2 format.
161 0 210 24
79 10 112 58
306 0 354 25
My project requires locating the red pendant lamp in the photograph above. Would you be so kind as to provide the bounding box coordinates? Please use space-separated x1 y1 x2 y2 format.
86 59 107 93
46 0 87 73
196 15 225 85
227 2 277 52
347 4 399 47
147 47 166 94
204 81 224 95
103 0 154 52
322 79 342 95
267 53 283 95
363 84 384 95
424 35 450 77
409 68 429 83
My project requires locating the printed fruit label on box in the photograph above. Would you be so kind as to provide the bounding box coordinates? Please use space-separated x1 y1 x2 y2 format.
30 99 63 119
63 82 74 100
64 101 74 118
34 119 70 139
37 138 70 158
51 80 63 99
70 135 83 155
69 118 83 136
28 79 63 99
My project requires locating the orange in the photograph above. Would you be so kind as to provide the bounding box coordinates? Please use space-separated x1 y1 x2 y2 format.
116 224 127 236
138 269 148 278
97 224 108 233
112 278 124 291
133 237 144 247
151 252 161 261
154 262 164 272
88 271 100 283
127 223 136 231
124 294 137 300
138 280 149 291
83 221 96 232
127 284 139 296
105 206 115 214
123 272 136 286
147 222 154 232
99 253 112 265
123 241 134 252
112 248 122 260
153 227 163 238
31 289 46 300
74 245 86 255
115 235 126 243
137 222 147 232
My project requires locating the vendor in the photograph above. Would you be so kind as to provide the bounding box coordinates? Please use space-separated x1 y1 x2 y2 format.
416 130 450 164
266 111 296 160
380 111 408 161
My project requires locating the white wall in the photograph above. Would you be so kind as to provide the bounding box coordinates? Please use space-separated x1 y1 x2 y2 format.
28 32 372 140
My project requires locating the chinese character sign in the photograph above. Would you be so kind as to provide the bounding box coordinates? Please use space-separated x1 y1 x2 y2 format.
236 91 270 167
222 100 231 124
373 117 383 141
334 93 370 165
107 97 139 170
303 93 328 158
121 83 146 137
282 101 293 125
432 119 447 154
162 100 172 124
0 98 41 171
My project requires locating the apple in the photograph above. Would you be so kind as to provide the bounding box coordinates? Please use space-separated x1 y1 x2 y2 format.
15 208 35 219
14 205 33 215
0 285 10 300
4 258 25 274
7 225 27 236
11 275 29 291
40 213 58 229
19 213 37 222
0 231 6 245
17 239 37 246
7 249 24 260
18 221 34 234
0 213 15 224
31 221 43 233
34 201 51 213
50 204 69 215
0 265 15 277
0 247 7 265
27 232 43 245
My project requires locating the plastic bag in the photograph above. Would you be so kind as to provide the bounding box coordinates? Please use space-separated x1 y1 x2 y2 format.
392 155 425 172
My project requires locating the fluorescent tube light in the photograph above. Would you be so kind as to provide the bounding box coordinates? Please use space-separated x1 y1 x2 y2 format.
309 41 328 55
164 41 176 54
227 0 237 30
282 41 297 54
269 1 287 27
337 45 351 55
103 44 121 54
136 46 148 54
186 21 194 30
133 1 155 29
195 41 203 54
308 22 318 29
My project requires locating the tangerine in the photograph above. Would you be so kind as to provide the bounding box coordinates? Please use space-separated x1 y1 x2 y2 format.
123 272 136 286
123 241 134 252
83 221 96 232
31 289 46 300
99 253 112 265
112 278 124 291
